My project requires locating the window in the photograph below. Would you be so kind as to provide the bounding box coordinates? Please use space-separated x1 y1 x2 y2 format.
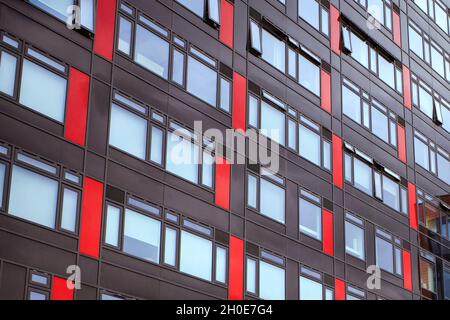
299 266 333 300
420 251 436 293
176 0 220 25
249 19 323 96
418 199 440 234
180 230 213 281
109 104 148 160
166 131 199 184
414 130 450 184
298 0 329 36
0 162 5 208
345 212 365 260
176 0 204 17
342 24 403 93
249 92 331 170
353 0 393 29
117 8 231 111
123 209 161 262
344 144 408 214
0 50 17 96
375 228 402 276
60 188 79 232
215 246 227 283
299 190 322 241
260 260 285 300
29 0 95 32
247 171 285 224
346 285 366 300
444 266 450 299
163 227 177 266
412 0 450 34
105 205 121 247
408 22 450 81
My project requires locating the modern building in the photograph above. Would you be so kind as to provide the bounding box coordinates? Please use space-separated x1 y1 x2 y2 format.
0 0 448 300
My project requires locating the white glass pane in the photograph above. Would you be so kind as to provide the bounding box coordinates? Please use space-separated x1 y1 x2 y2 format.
180 231 212 281
247 175 257 208
118 17 132 55
414 137 429 170
166 132 199 184
80 0 94 31
248 96 259 128
350 32 369 68
150 126 163 164
409 26 423 58
345 221 365 259
0 163 5 208
382 175 400 211
299 198 322 240
323 141 331 170
250 21 261 53
376 237 394 273
259 261 285 300
300 276 323 300
437 153 450 183
299 125 321 165
60 188 78 232
123 209 161 262
288 119 297 150
430 46 445 77
371 107 389 143
246 258 257 293
261 30 285 73
215 247 227 283
345 154 353 182
172 49 185 85
299 55 320 95
299 0 319 30
109 104 147 159
176 0 205 17
105 205 121 247
260 179 285 223
261 101 285 145
187 57 217 106
418 87 433 118
378 54 395 89
164 227 177 266
31 0 74 20
354 158 373 195
135 25 169 79
219 78 231 112
342 86 361 123
8 165 58 228
0 51 17 96
19 59 67 122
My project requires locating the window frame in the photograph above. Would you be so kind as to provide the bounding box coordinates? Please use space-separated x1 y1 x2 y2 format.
344 212 366 261
375 227 403 277
297 0 330 37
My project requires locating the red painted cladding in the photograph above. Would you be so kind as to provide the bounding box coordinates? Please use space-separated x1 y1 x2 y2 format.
408 182 418 230
220 0 234 48
94 0 117 61
79 177 104 259
403 250 413 291
232 72 247 132
323 209 334 256
393 11 402 47
397 124 407 163
228 236 244 300
335 278 346 300
403 66 412 110
215 157 231 210
65 67 90 146
321 70 331 113
51 276 74 300
330 5 341 55
332 135 343 189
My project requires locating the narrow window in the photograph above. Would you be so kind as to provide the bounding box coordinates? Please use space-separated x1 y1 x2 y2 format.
247 174 258 208
105 205 121 247
207 0 221 25
219 77 231 112
215 246 227 283
0 51 17 96
246 258 257 294
60 188 78 232
250 21 262 54
171 49 185 86
164 227 177 266
118 17 133 55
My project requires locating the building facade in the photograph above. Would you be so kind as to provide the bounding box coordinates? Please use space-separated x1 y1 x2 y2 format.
0 0 448 300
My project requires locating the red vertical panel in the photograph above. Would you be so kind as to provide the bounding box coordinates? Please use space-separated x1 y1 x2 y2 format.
330 5 341 55
65 67 90 146
215 157 231 210
335 278 346 300
393 11 402 47
403 250 413 291
332 135 343 189
51 276 74 300
321 70 331 113
79 177 104 259
403 66 412 110
220 0 234 48
408 182 418 230
232 72 247 132
228 236 244 300
94 0 117 61
323 209 334 256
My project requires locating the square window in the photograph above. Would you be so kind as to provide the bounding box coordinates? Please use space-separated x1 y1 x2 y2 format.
299 276 322 300
187 56 218 106
259 261 285 300
180 231 213 281
299 198 322 240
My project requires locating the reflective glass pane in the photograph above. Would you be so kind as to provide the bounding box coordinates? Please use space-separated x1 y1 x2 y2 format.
105 205 121 247
354 158 372 195
150 126 163 165
299 125 321 165
118 17 132 55
180 231 212 281
166 132 199 184
215 247 227 283
260 179 285 223
299 55 320 95
261 30 285 73
345 221 365 259
60 188 78 232
261 102 285 145
300 276 322 300
371 107 389 143
187 56 217 106
259 261 285 300
164 227 177 266
376 236 394 273
0 51 17 96
299 0 319 30
299 198 322 240
135 25 169 79
342 86 361 123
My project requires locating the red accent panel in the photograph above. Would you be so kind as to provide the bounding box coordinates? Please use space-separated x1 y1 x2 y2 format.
393 11 402 47
79 177 104 259
321 70 331 113
94 0 117 61
332 135 343 189
408 182 418 230
51 276 74 300
323 209 334 256
403 250 413 291
397 124 406 163
330 6 341 55
220 0 234 48
215 157 231 210
65 67 90 146
228 236 244 300
403 66 412 110
232 72 247 132
335 278 346 300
